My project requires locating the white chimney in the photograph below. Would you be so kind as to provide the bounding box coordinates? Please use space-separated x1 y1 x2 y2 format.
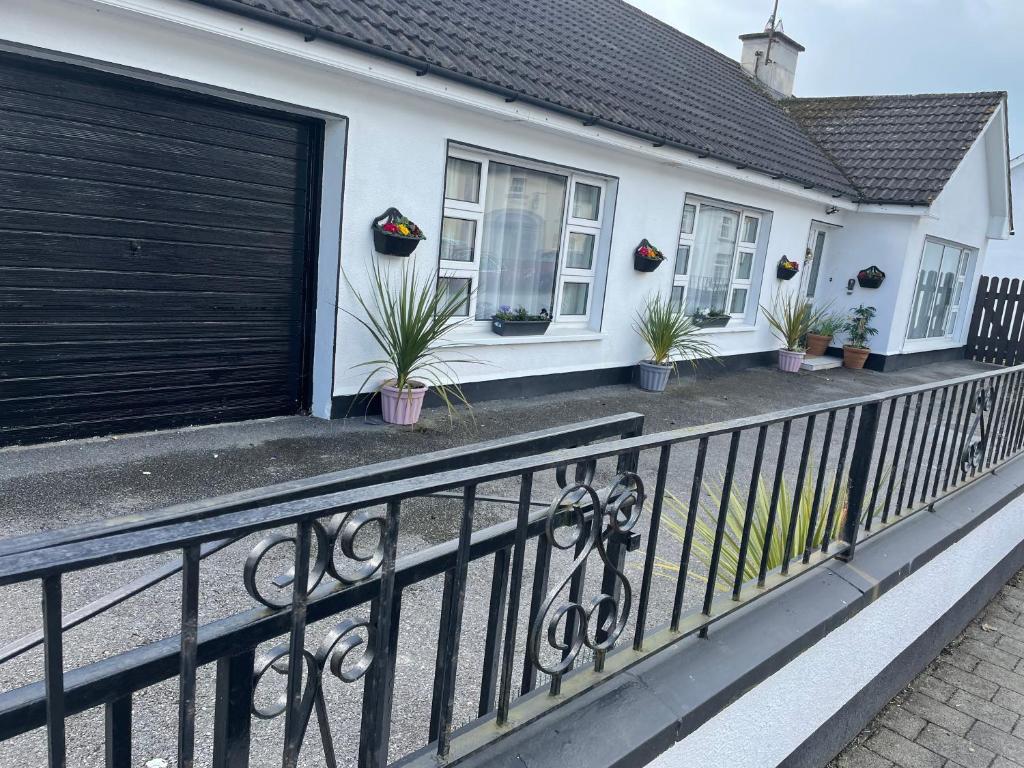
739 21 804 98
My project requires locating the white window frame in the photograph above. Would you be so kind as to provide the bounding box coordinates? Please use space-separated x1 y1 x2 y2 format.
673 198 764 319
905 237 974 343
439 146 608 328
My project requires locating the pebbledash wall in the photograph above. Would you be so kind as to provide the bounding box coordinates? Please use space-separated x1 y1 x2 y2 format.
3 0 1011 418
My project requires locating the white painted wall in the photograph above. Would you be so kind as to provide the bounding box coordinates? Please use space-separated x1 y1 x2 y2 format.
1 0 1011 417
983 158 1023 279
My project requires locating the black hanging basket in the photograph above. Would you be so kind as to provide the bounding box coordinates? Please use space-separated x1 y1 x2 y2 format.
857 266 886 289
777 263 799 280
633 239 665 272
372 207 425 257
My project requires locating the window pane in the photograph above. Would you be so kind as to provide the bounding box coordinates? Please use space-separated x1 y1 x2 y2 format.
440 217 476 262
729 288 748 315
566 232 595 269
573 183 601 220
736 251 753 280
806 230 826 298
560 282 589 316
476 162 567 320
445 157 481 203
741 216 759 243
675 245 690 276
908 241 970 340
670 285 685 312
684 205 739 315
681 204 696 235
437 276 470 317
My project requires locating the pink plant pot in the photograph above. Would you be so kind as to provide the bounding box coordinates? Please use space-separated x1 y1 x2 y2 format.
778 349 805 373
380 383 427 425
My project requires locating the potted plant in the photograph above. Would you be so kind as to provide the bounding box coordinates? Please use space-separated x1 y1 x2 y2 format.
372 207 425 257
805 312 844 357
842 304 878 369
857 266 886 289
760 294 830 373
491 305 552 336
691 307 731 329
345 263 473 425
633 239 666 272
776 256 800 280
633 294 718 392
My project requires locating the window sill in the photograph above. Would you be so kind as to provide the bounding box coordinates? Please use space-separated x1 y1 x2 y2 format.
447 327 606 346
901 337 960 354
695 323 758 335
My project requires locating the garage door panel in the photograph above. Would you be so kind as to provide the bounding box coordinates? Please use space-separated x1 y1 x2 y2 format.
0 233 298 278
0 266 299 295
0 385 299 429
0 338 293 372
2 365 296 400
0 54 319 445
0 55 310 144
3 114 306 190
0 150 306 207
0 321 295 344
0 88 310 160
0 211 300 250
0 170 304 233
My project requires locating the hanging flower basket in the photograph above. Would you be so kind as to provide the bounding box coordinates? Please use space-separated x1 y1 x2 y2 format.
857 265 886 289
776 257 800 280
372 207 425 257
633 239 665 273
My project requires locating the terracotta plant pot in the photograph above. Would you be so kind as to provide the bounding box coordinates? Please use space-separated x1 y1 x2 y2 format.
805 333 832 357
380 382 427 425
638 360 672 392
843 346 870 370
778 349 805 373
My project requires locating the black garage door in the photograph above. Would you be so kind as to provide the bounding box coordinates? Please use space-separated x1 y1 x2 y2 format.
0 53 321 446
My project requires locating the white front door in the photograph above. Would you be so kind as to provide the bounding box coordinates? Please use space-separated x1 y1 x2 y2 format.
804 226 829 302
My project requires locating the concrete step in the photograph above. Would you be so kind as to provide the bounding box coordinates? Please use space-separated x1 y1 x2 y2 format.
801 355 842 371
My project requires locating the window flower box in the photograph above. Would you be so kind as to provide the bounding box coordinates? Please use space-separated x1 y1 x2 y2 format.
692 310 731 329
491 306 551 336
776 257 800 280
372 207 425 256
857 266 886 289
633 239 665 272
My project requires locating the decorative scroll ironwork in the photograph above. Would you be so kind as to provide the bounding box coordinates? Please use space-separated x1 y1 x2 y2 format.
252 617 373 767
528 472 644 693
244 509 387 609
960 384 994 474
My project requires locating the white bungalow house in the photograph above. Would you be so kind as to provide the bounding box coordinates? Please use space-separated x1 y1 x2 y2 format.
981 154 1023 278
0 0 1013 443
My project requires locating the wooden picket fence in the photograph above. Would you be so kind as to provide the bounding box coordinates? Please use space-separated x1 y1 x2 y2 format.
967 276 1024 365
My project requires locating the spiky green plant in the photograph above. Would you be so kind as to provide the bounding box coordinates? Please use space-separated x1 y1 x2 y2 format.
760 294 832 351
809 312 845 337
634 294 719 368
344 262 477 416
655 469 880 591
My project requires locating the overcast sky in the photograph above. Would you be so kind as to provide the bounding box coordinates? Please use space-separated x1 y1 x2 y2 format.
626 0 1023 157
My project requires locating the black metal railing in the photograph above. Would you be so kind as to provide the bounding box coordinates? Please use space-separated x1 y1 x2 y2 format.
1 365 1023 768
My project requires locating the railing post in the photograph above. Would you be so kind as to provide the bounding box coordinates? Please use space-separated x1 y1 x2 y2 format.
212 650 254 768
839 401 881 561
105 695 132 768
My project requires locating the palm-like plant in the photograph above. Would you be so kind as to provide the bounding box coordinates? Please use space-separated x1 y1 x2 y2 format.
655 468 881 591
760 294 831 351
344 262 476 415
634 294 718 369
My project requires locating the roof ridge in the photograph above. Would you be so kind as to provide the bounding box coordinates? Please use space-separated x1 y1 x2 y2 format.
786 90 1007 103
